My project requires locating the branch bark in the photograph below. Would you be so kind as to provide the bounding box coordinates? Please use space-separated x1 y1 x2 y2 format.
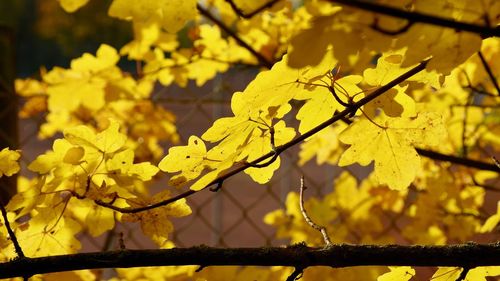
1 243 499 279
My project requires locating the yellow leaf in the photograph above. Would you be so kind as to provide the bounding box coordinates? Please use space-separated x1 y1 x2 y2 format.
363 50 442 89
0 148 20 177
64 120 126 154
158 136 211 187
377 266 415 281
106 149 159 183
480 201 500 233
57 0 90 13
465 267 500 281
299 124 346 165
295 75 362 133
71 199 115 237
7 177 45 218
71 44 119 73
339 112 447 190
16 207 81 257
108 0 197 33
63 147 85 165
431 267 461 281
121 190 191 245
364 85 416 118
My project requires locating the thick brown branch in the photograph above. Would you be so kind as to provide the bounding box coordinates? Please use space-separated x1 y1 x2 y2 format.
196 4 274 69
328 0 500 37
1 243 500 279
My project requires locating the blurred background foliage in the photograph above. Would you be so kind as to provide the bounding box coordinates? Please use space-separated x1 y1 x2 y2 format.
2 0 131 76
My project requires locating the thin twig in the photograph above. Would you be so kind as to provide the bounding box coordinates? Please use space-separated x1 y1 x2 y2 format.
328 0 500 37
196 4 274 69
477 51 500 96
224 0 281 19
299 176 333 247
0 203 24 258
493 157 500 169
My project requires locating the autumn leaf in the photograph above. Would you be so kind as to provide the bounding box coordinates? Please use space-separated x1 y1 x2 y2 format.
158 136 212 187
339 112 447 190
377 266 415 281
16 206 81 257
121 190 192 245
0 148 20 177
57 0 90 13
108 0 197 33
64 120 127 155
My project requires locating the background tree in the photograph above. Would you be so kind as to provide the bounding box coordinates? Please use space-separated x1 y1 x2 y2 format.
1 0 500 280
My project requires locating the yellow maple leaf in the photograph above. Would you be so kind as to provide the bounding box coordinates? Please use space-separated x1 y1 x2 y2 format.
339 112 447 190
295 75 362 133
7 177 45 218
121 190 191 245
16 206 81 257
158 136 211 187
108 0 197 33
0 148 20 177
377 266 415 281
364 85 415 118
299 124 346 165
106 149 159 183
71 199 115 237
363 50 442 89
64 120 126 155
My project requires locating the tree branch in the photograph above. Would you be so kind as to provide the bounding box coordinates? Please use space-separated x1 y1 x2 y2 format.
1 243 499 278
196 4 274 69
477 51 500 95
328 0 500 37
0 203 24 258
416 148 500 172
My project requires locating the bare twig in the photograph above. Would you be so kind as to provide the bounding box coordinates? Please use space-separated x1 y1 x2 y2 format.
224 0 281 19
477 51 500 95
299 176 333 247
0 203 24 258
328 0 500 37
493 156 500 169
